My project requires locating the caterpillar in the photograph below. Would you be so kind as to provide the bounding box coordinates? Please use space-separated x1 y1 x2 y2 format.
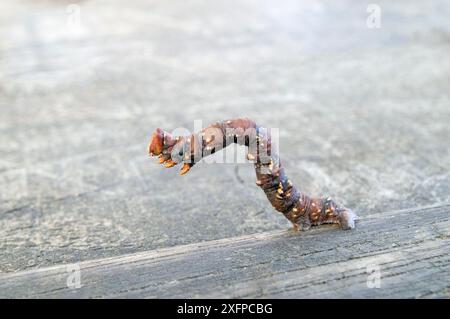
148 118 358 231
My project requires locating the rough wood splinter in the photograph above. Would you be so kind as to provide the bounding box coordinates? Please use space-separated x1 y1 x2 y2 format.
148 118 358 231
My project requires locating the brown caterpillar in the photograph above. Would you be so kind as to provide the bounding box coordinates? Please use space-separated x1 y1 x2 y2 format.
148 118 358 231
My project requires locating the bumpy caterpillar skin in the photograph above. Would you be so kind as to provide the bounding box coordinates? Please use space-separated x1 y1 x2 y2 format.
148 118 358 231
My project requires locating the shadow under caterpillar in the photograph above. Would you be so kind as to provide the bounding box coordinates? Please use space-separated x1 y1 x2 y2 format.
149 118 358 231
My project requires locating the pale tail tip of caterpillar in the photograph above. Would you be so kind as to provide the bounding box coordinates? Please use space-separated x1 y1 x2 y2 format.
339 209 359 230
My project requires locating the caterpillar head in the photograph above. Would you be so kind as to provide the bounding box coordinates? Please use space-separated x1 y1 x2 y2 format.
148 128 192 175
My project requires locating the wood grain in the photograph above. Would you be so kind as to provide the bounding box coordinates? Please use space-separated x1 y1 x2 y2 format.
1 204 449 298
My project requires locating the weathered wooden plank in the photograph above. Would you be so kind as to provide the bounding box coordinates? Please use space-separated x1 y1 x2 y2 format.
0 204 449 298
2 0 450 273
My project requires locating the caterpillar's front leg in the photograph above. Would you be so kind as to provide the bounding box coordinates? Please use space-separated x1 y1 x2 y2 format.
148 128 191 174
148 119 358 231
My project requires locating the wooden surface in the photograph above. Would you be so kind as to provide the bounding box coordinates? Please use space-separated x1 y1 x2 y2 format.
1 204 448 298
1 0 450 298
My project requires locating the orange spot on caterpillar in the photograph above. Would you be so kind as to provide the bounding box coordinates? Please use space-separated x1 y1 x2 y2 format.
164 159 176 168
180 163 191 175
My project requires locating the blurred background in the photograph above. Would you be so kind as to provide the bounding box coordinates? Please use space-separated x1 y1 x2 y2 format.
1 0 449 273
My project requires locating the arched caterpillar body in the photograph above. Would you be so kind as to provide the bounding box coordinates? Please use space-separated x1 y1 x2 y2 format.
148 118 358 231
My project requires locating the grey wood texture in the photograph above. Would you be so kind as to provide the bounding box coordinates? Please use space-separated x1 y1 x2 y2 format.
1 0 450 274
1 0 450 298
1 204 448 298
